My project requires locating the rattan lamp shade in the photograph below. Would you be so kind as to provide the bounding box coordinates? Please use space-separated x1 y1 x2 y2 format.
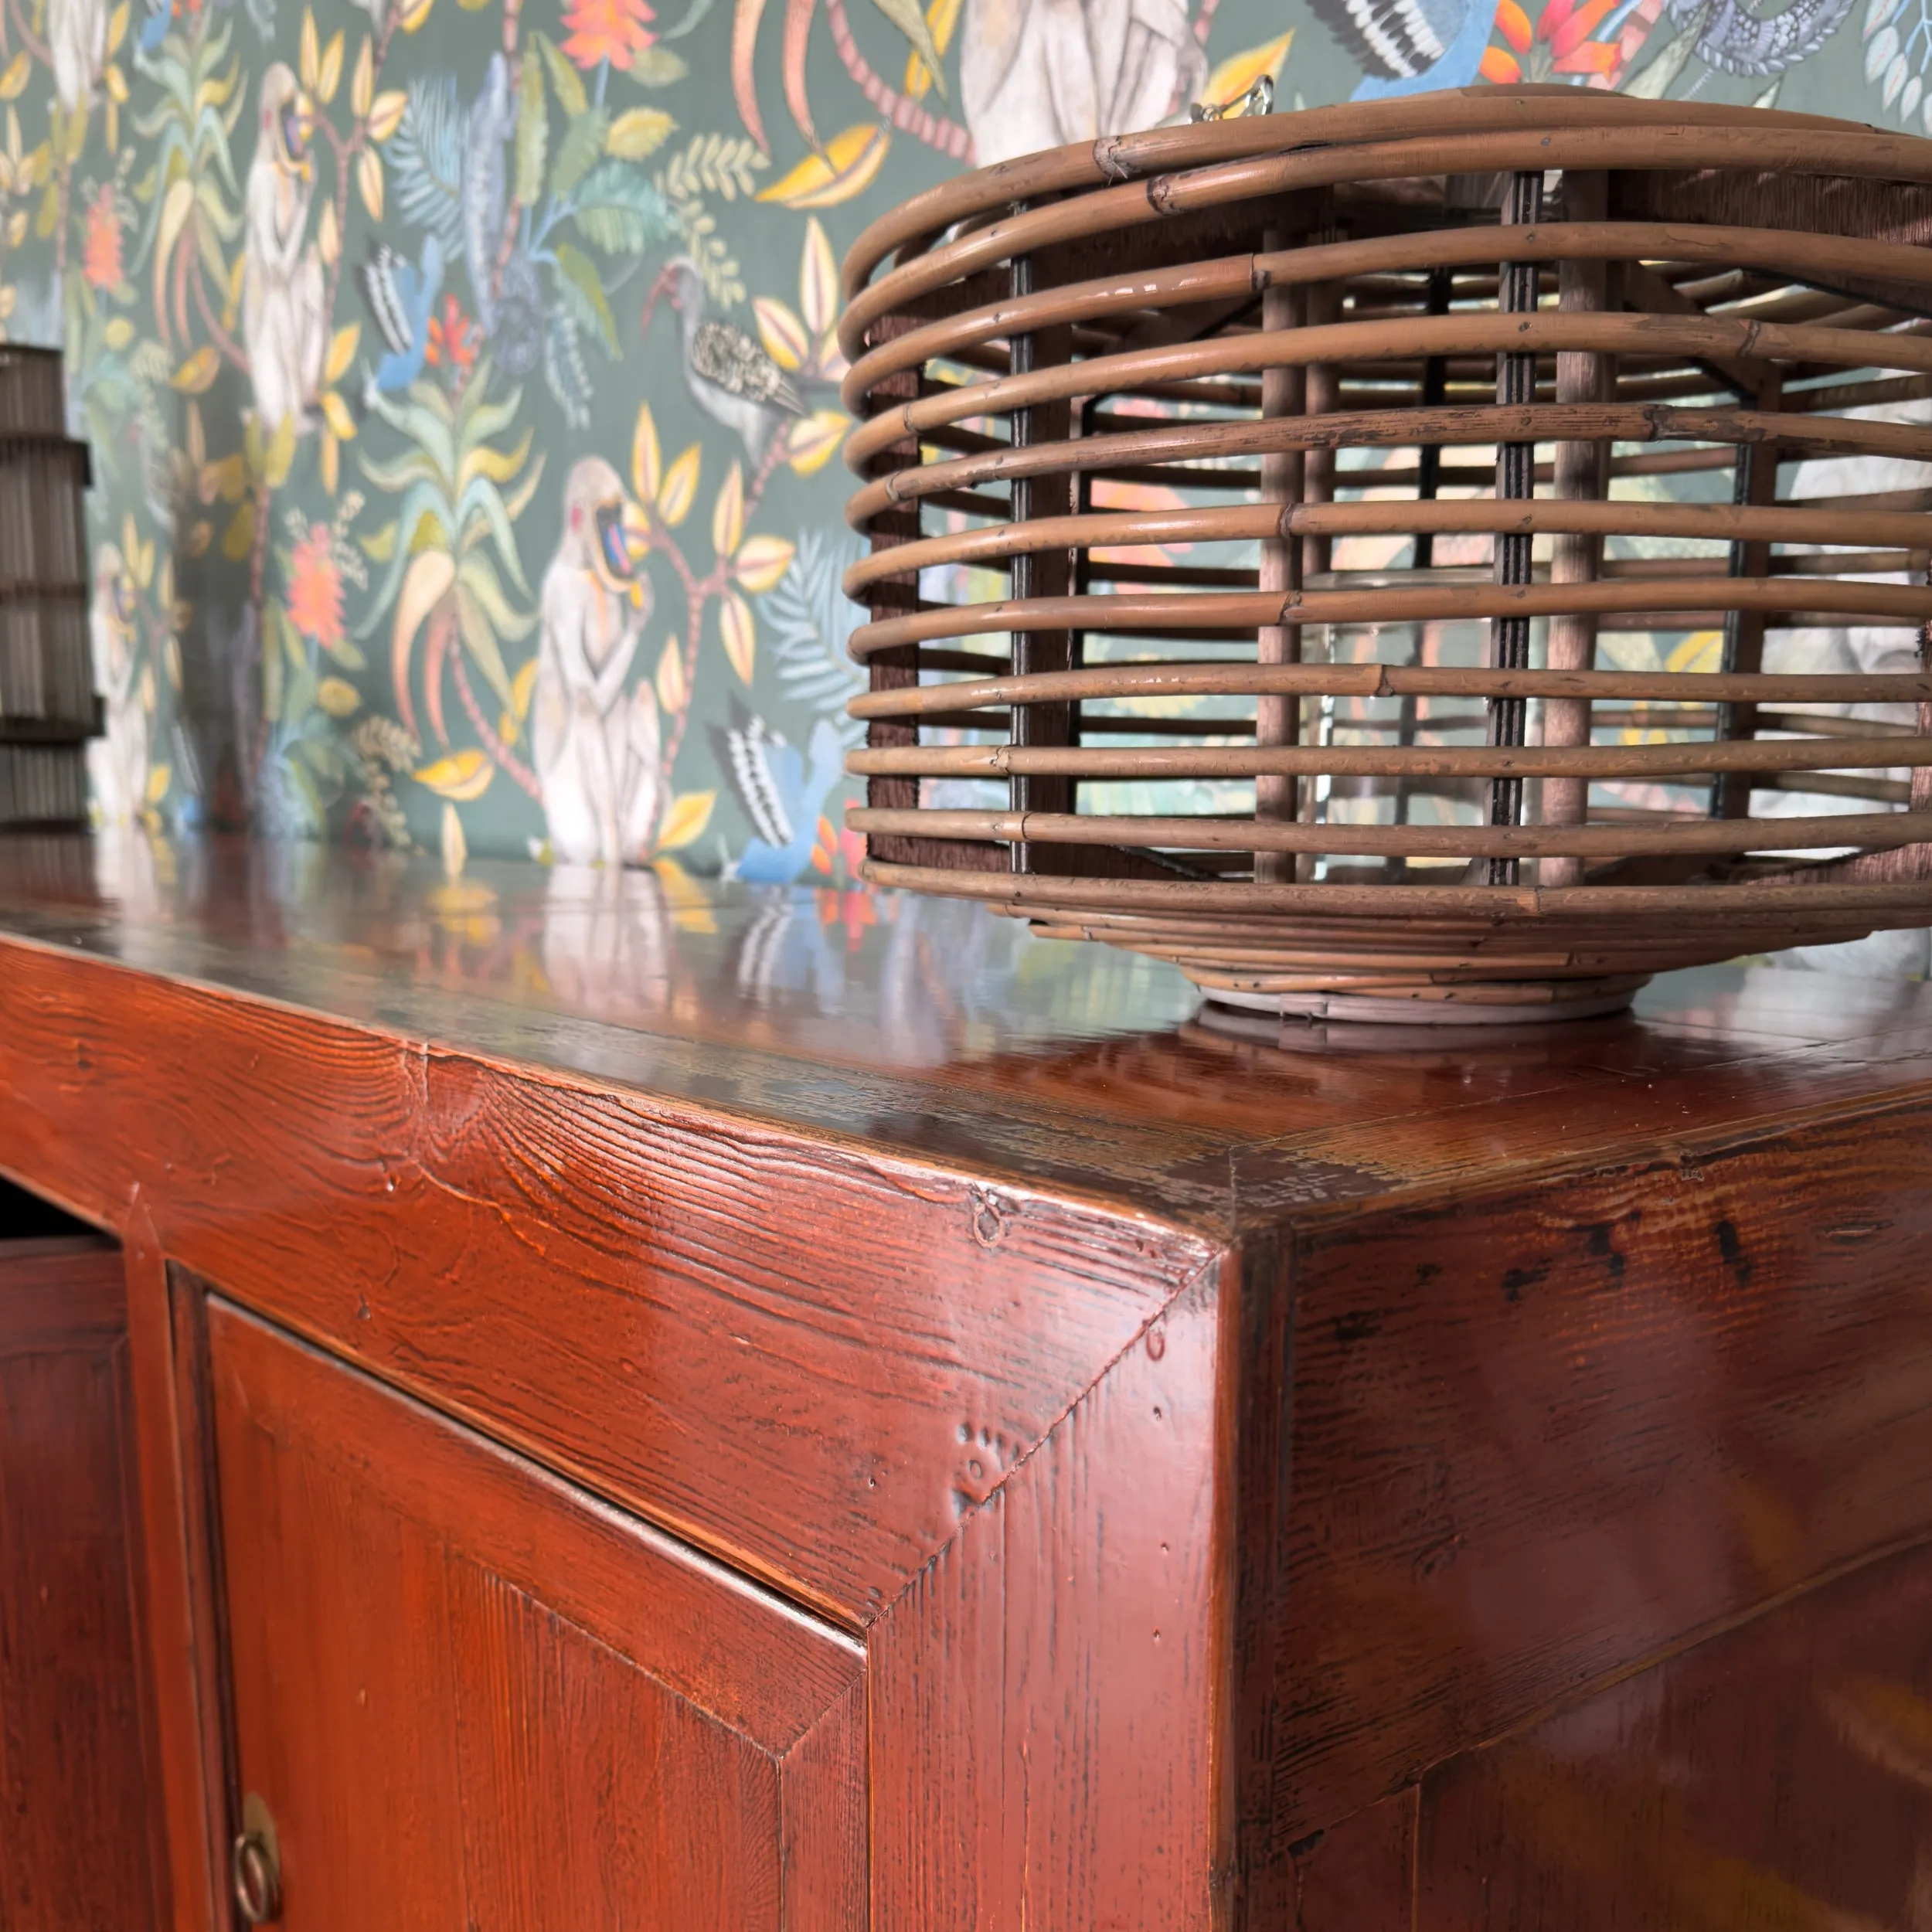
838 90 1932 1020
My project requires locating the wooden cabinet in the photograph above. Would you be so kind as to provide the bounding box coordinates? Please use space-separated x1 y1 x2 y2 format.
12 842 1932 1927
196 1290 864 1931
0 1216 157 1931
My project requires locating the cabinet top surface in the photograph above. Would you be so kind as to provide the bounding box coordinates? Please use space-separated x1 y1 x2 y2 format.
5 832 1931 1235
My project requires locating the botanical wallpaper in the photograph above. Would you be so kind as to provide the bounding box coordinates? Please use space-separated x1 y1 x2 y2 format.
4 0 1908 876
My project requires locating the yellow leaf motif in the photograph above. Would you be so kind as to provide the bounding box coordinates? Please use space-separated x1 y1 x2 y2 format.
316 28 343 104
321 389 356 440
785 409 849 476
398 0 434 31
606 107 675 159
351 36 373 117
321 430 340 495
1668 630 1723 675
170 345 219 393
145 764 172 804
711 459 744 560
221 502 255 561
366 89 407 141
733 535 795 594
317 676 361 717
298 8 319 90
325 321 359 385
393 549 456 733
1201 30 1294 111
264 413 297 489
357 147 384 221
719 590 754 683
903 0 962 97
318 196 340 267
757 124 889 210
799 217 838 339
511 655 539 722
631 402 661 503
107 1 129 54
655 633 687 715
414 748 493 801
654 789 715 853
651 854 716 932
753 297 809 372
657 444 700 526
0 53 30 99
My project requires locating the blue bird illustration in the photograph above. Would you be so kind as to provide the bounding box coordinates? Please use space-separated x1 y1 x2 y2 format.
356 234 444 403
710 705 845 886
1312 0 1499 95
137 0 174 54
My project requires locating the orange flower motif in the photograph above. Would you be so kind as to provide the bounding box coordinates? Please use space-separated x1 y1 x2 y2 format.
287 522 344 651
560 0 655 70
82 186 121 293
425 294 479 376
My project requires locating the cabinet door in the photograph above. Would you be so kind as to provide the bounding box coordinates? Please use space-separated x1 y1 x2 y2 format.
0 1232 157 1931
205 1298 866 1930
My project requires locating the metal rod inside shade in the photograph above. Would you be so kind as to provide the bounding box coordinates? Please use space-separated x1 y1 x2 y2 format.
1710 369 1784 820
1488 168 1544 886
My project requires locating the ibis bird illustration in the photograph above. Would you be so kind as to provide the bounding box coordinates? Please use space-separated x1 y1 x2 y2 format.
357 235 444 403
710 703 845 886
641 257 807 467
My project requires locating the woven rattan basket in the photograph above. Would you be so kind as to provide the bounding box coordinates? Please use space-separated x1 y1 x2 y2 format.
838 89 1932 1021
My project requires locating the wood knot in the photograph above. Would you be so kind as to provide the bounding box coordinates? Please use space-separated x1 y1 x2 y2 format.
969 1187 1009 1248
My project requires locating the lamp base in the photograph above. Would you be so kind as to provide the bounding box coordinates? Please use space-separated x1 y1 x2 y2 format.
1202 975 1647 1027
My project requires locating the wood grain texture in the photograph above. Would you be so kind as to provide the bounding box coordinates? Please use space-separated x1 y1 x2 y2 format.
0 1234 157 1932
11 844 1932 1928
1418 1539 1932 1930
121 1203 219 1932
1294 1789 1417 1932
1270 1101 1932 1841
206 1294 865 1931
0 931 1213 1627
870 1264 1226 1932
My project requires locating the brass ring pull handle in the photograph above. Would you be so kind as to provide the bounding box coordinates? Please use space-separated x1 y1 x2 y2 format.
230 1802 283 1924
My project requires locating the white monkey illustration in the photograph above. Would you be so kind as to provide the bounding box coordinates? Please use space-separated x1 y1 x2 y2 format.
87 543 150 827
532 457 664 867
961 0 1206 167
243 63 325 436
47 0 107 114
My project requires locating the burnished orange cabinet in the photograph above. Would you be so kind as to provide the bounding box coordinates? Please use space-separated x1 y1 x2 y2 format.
15 845 1932 1930
0 1209 158 1931
193 1287 866 1930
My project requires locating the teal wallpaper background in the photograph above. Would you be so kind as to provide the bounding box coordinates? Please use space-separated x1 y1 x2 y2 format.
5 0 1907 875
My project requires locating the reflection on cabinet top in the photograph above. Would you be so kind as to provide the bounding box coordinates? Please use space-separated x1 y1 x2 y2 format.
3 831 1932 1238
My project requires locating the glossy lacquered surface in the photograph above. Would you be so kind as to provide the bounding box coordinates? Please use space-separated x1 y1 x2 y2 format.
5 832 1932 1232
0 1220 157 1932
3 832 1932 1929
